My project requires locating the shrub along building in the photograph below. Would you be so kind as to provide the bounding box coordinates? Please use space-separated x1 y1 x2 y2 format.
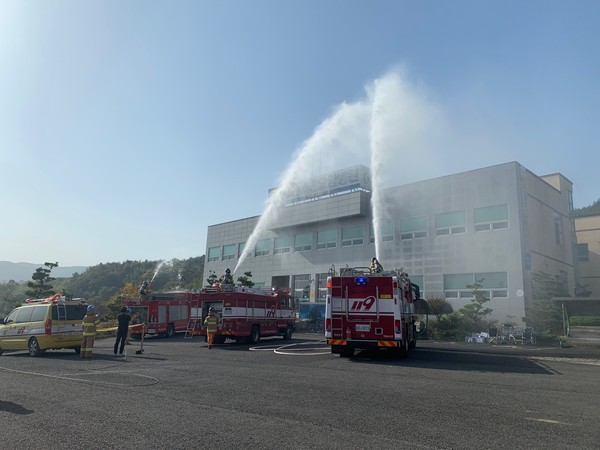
203 162 580 325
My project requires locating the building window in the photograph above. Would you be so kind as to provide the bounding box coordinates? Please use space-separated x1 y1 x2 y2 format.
410 275 424 299
369 219 394 243
342 225 363 247
255 239 271 257
316 273 328 301
294 233 312 252
400 216 427 240
208 246 221 262
578 243 589 262
436 211 466 236
317 229 337 249
444 272 508 299
293 274 311 302
554 212 564 245
222 244 236 260
274 236 291 254
238 242 247 258
474 204 508 231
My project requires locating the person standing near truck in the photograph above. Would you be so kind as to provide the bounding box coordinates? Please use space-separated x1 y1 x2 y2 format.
114 306 131 356
81 305 101 359
204 308 219 349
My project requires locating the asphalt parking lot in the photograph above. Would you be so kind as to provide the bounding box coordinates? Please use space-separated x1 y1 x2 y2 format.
1 334 599 449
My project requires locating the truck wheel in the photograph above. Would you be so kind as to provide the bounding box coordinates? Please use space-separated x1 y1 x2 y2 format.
28 338 44 357
214 335 226 345
399 333 409 358
166 324 175 338
340 346 355 358
74 346 81 354
249 325 260 344
409 337 417 350
283 326 293 340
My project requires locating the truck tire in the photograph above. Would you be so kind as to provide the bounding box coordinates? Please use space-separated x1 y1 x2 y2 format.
214 335 226 345
28 337 44 357
166 324 175 338
399 331 409 358
74 346 81 354
249 325 260 344
340 346 355 358
282 326 293 340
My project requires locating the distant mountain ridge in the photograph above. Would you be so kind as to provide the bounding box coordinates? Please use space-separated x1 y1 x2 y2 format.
0 261 88 283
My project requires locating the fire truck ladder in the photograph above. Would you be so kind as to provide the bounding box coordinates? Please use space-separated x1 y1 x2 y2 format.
185 300 202 339
185 318 200 339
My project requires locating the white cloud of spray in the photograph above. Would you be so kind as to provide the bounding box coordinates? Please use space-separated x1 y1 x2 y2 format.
234 67 446 273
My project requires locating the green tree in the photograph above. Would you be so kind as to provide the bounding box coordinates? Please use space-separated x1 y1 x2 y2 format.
25 262 58 299
573 198 600 217
460 280 493 330
430 312 469 341
427 297 454 315
525 271 568 337
237 271 254 288
0 280 26 315
206 270 218 286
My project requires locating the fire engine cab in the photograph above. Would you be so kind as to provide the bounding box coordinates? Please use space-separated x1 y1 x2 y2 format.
187 284 296 344
325 265 419 357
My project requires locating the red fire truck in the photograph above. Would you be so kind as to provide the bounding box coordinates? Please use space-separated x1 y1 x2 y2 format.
122 292 193 338
188 284 296 344
325 265 418 357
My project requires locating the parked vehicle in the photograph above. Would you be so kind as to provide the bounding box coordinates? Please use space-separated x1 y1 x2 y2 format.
122 292 193 338
0 295 88 356
187 284 296 344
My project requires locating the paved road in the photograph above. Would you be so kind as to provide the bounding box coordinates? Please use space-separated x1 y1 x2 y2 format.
1 334 598 449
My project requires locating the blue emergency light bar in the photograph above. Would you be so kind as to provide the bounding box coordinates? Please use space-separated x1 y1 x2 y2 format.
355 276 368 286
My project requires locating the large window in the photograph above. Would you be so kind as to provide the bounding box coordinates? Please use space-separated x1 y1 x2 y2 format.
369 219 394 243
554 212 564 245
294 233 312 252
474 204 508 231
274 236 291 254
208 246 221 262
316 273 328 301
436 211 466 236
444 272 508 299
342 225 363 247
255 239 271 257
317 229 337 249
400 216 427 240
578 243 589 262
410 275 424 300
222 244 236 260
238 242 246 257
293 274 311 302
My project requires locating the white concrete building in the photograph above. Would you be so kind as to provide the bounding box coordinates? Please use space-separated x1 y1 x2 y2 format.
203 162 577 324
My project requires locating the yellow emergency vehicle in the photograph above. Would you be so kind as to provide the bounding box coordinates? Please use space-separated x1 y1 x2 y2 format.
0 295 88 356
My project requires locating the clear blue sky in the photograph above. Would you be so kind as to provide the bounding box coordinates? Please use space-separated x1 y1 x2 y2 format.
1 0 598 267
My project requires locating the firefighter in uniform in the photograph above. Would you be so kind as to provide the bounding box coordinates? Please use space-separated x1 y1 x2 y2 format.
81 305 101 358
222 268 234 285
369 257 383 273
204 307 219 349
